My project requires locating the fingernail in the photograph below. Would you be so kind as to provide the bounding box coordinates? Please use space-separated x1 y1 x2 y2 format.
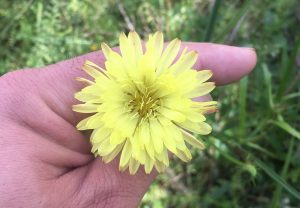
243 47 256 52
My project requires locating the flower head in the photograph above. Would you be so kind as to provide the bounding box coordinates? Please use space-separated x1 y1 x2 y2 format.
73 31 217 174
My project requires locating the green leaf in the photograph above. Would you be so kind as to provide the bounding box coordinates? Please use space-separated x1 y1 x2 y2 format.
239 77 248 137
270 120 300 140
277 34 300 99
246 142 279 159
255 159 300 200
204 0 222 41
262 64 274 109
271 138 295 207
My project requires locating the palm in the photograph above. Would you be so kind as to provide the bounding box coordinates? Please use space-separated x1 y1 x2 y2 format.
0 68 154 208
0 43 256 207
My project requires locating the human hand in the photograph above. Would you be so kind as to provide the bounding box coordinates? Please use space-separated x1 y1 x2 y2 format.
0 43 256 207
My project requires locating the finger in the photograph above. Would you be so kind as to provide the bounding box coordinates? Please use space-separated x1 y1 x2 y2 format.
193 94 212 102
181 43 257 85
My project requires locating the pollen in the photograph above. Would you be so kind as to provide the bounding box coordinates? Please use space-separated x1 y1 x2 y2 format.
128 85 160 119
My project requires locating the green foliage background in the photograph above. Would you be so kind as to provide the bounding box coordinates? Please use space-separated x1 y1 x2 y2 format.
1 0 300 207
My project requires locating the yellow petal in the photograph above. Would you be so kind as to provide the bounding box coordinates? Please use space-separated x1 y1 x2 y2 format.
101 43 111 60
91 127 111 143
135 151 147 165
186 111 206 123
155 146 169 166
128 31 143 59
119 162 129 172
91 142 101 154
177 121 212 135
85 60 107 74
113 115 138 137
119 32 138 75
176 148 192 162
192 101 218 107
178 47 188 60
101 110 126 128
163 140 177 154
119 140 132 168
144 139 155 160
131 137 146 164
139 122 151 144
98 138 117 156
181 129 205 150
170 51 198 75
167 123 187 151
82 64 105 79
144 32 164 70
154 160 166 173
119 32 128 49
152 32 164 52
161 125 177 154
74 91 101 103
102 143 123 163
75 77 94 85
129 158 140 175
196 70 213 83
144 154 154 174
159 107 186 123
149 120 164 153
104 53 126 78
86 113 103 129
192 101 218 113
110 131 126 145
175 70 198 93
156 38 181 74
76 115 93 130
187 82 215 98
72 104 98 113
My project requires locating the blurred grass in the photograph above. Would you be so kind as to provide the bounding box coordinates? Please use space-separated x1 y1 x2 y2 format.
1 0 300 207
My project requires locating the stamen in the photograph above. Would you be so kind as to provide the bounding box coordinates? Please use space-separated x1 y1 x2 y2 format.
127 84 161 120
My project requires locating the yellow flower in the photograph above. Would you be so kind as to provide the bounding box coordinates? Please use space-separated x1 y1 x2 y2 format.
73 31 217 175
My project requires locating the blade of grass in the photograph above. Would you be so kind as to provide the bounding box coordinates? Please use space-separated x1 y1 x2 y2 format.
214 0 252 42
283 92 300 101
255 158 300 200
277 34 300 100
270 138 295 207
210 139 244 166
246 142 279 159
210 139 256 176
36 2 43 31
239 77 248 138
262 63 274 109
204 0 222 42
269 120 300 140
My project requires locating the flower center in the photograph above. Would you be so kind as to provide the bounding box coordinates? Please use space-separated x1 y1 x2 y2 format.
128 87 160 119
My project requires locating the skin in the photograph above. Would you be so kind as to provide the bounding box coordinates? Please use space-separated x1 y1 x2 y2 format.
0 43 256 207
